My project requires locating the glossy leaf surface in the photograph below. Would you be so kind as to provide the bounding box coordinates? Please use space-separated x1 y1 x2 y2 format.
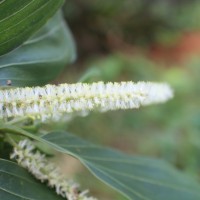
0 159 63 200
0 0 64 55
0 12 76 86
40 131 200 200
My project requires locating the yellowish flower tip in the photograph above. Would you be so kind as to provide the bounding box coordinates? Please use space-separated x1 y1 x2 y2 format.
0 81 173 121
11 139 97 200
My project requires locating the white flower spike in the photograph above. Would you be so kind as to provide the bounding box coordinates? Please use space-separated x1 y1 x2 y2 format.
11 139 97 200
0 81 173 121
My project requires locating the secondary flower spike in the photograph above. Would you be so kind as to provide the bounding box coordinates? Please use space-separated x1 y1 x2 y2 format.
11 139 97 200
0 81 173 121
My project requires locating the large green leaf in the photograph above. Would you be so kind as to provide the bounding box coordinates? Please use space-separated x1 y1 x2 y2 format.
0 159 63 200
0 11 76 86
0 0 64 55
40 131 200 200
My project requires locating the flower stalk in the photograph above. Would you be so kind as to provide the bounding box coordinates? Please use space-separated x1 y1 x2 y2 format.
0 81 173 121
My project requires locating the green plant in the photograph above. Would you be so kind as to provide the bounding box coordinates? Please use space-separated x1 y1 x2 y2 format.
0 1 200 200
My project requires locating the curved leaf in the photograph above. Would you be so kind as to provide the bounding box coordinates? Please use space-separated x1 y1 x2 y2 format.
0 159 64 200
0 0 64 55
41 131 200 200
0 11 76 86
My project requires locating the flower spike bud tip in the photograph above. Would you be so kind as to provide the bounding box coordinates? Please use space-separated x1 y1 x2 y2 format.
0 81 173 121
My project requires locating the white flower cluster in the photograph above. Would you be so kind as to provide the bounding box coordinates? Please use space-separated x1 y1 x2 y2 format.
0 81 173 121
10 139 97 200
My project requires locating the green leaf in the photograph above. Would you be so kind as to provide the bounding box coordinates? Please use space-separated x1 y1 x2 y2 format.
0 159 64 200
3 126 200 200
0 11 76 86
40 131 200 200
0 0 64 55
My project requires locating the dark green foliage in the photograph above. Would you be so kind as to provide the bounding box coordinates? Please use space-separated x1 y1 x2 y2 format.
40 131 200 200
0 159 64 200
0 0 64 55
0 12 76 86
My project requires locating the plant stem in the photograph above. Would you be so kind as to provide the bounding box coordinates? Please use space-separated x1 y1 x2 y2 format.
0 125 45 144
6 116 31 125
5 133 18 147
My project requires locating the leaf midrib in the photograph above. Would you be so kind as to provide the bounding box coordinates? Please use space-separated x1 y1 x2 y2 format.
85 161 200 195
86 161 150 200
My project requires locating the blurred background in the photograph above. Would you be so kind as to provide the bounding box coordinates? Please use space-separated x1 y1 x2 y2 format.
58 1 200 199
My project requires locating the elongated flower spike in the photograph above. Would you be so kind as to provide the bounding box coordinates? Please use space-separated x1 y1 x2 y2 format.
10 139 97 200
0 81 173 121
